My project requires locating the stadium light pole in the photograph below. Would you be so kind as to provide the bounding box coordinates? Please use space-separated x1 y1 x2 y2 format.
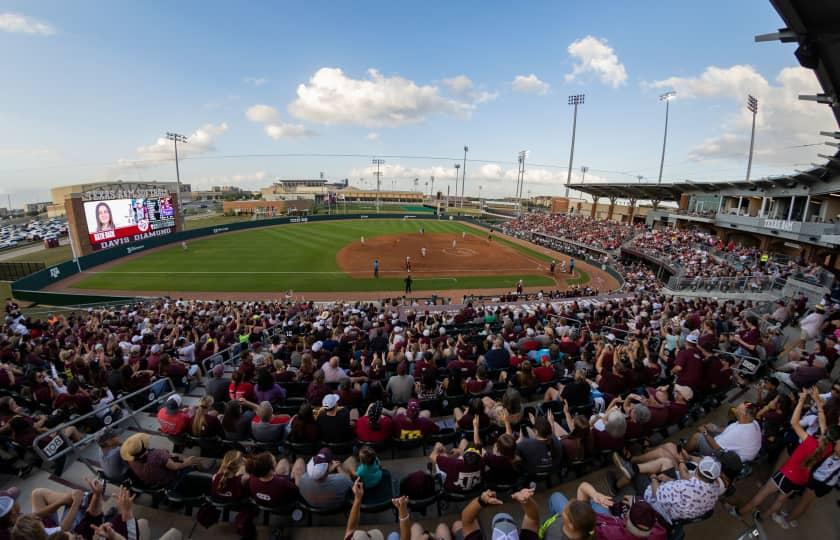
657 91 676 184
580 166 589 184
372 158 385 213
565 94 584 198
430 175 435 198
460 145 468 208
453 164 460 209
518 150 528 216
745 95 759 182
166 132 188 228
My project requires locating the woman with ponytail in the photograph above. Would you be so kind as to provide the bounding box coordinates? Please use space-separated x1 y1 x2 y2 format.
731 387 838 527
190 395 221 438
355 400 392 443
211 450 247 503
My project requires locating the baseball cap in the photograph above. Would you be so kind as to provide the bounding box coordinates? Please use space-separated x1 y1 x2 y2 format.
306 448 333 479
491 513 519 540
95 427 119 446
626 500 657 537
322 394 339 410
212 364 224 378
165 394 182 412
697 456 721 481
0 496 15 519
312 341 323 352
606 333 616 342
686 333 698 344
673 384 694 402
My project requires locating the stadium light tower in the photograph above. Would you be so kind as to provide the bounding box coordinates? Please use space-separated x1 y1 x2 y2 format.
565 94 585 198
372 158 385 212
165 132 188 227
460 145 468 208
745 95 759 182
430 175 435 198
517 150 528 216
657 91 676 184
452 164 460 208
580 166 589 183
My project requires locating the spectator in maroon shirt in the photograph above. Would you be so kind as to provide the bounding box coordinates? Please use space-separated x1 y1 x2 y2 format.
393 399 439 439
533 355 556 384
306 370 331 406
211 450 257 538
430 440 483 493
673 333 703 389
732 316 760 357
190 395 221 438
465 365 493 396
446 354 477 378
246 451 303 508
120 433 198 489
455 398 491 431
288 403 320 443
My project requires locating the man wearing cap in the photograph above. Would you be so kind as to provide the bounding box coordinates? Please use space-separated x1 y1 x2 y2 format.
457 486 541 540
317 393 353 444
120 433 198 490
156 394 192 436
298 447 353 510
393 399 439 440
97 428 128 483
611 453 726 524
542 481 667 540
206 363 231 404
672 332 703 390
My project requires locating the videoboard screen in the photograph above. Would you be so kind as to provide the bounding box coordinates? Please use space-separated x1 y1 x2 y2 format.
83 197 176 250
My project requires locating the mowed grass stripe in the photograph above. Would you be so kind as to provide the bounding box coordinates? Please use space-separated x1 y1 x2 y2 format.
71 219 562 292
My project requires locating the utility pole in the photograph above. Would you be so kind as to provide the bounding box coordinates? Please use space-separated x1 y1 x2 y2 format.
745 95 758 182
657 91 676 184
453 164 460 209
565 94 584 198
372 158 385 213
517 150 527 216
430 175 435 198
165 132 188 229
460 145 468 208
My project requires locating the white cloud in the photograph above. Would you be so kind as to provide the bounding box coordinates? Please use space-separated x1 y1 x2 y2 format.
441 75 473 95
367 132 380 141
288 67 487 127
243 76 267 87
246 104 316 139
136 123 228 161
511 74 550 95
0 12 55 36
649 65 834 164
565 36 627 88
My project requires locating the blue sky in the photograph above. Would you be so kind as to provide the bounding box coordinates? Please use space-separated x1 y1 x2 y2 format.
0 1 836 206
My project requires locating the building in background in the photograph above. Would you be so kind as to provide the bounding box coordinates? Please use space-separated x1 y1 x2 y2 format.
25 202 51 214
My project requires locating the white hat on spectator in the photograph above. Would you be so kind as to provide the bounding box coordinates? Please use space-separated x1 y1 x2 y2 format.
526 328 535 337
423 329 430 337
394 326 403 333
606 333 616 342
150 344 161 354
439 327 446 335
697 456 721 481
322 394 339 410
686 332 699 344
312 341 323 352
131 335 142 344
673 384 694 401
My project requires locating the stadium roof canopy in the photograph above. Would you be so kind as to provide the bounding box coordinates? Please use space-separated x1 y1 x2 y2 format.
571 0 840 202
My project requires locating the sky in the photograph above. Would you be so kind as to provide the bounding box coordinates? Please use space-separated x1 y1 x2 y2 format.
0 0 837 207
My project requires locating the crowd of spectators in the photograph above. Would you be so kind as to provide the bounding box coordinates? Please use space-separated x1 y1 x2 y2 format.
501 214 643 252
0 218 839 538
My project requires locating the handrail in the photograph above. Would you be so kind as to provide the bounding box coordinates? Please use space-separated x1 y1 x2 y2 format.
666 275 786 294
32 378 178 473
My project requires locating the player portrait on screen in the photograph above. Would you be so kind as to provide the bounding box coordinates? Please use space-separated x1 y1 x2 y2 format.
95 202 115 232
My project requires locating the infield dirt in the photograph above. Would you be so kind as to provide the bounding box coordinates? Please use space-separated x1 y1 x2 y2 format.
336 232 546 278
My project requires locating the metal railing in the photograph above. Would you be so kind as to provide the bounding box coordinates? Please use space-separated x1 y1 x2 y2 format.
32 378 177 474
666 275 786 294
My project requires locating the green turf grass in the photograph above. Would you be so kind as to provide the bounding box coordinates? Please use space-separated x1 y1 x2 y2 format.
72 219 561 293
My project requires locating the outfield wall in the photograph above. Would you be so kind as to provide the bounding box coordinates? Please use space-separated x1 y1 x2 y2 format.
11 213 620 306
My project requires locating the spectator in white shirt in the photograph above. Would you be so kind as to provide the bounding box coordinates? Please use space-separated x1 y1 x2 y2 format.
322 356 347 384
685 402 762 462
782 304 826 357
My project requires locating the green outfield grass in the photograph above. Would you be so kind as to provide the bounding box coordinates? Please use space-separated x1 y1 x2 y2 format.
72 219 560 293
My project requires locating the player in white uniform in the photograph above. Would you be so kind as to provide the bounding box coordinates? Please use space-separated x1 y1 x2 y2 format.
421 247 427 257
